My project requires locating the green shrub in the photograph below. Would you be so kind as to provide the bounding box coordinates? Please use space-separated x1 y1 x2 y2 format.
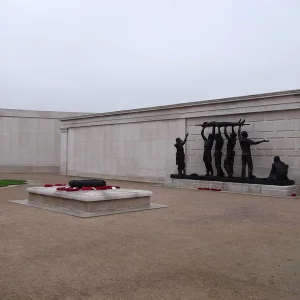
0 180 27 187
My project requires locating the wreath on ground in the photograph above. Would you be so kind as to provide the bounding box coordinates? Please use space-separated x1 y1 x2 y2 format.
44 179 120 192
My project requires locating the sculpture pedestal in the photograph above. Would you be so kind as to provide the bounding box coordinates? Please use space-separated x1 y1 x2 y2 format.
170 174 295 186
165 176 299 197
10 187 167 218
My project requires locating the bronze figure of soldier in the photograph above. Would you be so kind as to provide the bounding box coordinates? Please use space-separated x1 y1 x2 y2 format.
174 133 189 175
214 126 225 176
238 123 269 179
201 125 215 176
224 126 237 177
268 156 289 181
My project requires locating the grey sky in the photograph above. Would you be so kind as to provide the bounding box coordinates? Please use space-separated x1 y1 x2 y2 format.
1 0 300 113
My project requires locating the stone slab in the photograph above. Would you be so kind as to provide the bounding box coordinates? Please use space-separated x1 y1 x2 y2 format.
223 182 244 194
12 187 168 218
26 187 153 202
164 178 300 198
10 200 168 218
26 187 155 213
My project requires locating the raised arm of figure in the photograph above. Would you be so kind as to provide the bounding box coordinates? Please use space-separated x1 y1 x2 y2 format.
238 124 242 139
211 125 216 139
182 133 189 145
201 127 207 141
224 126 230 140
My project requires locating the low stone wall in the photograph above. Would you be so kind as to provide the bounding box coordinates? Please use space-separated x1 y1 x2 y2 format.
0 109 88 173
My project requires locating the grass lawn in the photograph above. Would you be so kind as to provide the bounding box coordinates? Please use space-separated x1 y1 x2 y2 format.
0 179 27 187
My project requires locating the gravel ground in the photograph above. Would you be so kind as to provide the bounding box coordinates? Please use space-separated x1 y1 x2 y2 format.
1 173 300 300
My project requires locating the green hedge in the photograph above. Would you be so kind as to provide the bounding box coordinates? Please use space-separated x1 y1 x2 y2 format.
0 180 27 187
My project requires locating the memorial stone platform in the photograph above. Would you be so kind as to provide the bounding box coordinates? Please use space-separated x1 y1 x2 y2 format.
11 186 167 218
165 177 299 197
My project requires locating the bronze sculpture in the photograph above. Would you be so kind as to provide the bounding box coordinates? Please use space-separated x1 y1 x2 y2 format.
268 156 289 181
170 119 294 186
214 126 225 176
201 125 215 176
224 126 237 177
174 133 189 175
238 123 269 179
196 120 248 128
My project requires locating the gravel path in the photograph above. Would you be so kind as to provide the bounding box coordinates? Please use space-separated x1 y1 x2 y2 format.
1 173 300 300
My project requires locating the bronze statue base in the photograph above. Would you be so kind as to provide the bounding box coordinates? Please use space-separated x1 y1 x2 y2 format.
170 174 295 186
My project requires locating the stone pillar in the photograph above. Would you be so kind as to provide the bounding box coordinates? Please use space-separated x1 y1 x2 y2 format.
60 128 68 175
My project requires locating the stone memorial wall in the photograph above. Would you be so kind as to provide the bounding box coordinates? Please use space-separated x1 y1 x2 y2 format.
60 89 300 183
60 119 185 182
0 109 88 173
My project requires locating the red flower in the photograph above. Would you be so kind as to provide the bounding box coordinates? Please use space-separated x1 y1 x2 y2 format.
65 187 80 192
56 187 79 192
56 187 67 191
198 187 221 192
97 186 108 190
81 187 94 191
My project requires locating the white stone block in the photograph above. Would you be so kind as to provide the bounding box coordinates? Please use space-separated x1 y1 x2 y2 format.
275 139 295 150
188 141 201 150
242 184 262 194
255 122 274 132
247 113 265 122
186 135 197 141
275 120 295 131
208 181 224 190
287 151 300 157
184 180 198 189
164 179 173 187
190 156 202 165
261 185 298 197
264 132 286 139
186 118 202 126
197 181 209 189
224 182 243 193
265 111 286 121
286 131 300 138
191 180 199 187
172 180 182 187
186 150 197 156
188 126 200 135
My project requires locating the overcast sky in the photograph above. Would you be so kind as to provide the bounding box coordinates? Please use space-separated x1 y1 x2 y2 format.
1 0 300 113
